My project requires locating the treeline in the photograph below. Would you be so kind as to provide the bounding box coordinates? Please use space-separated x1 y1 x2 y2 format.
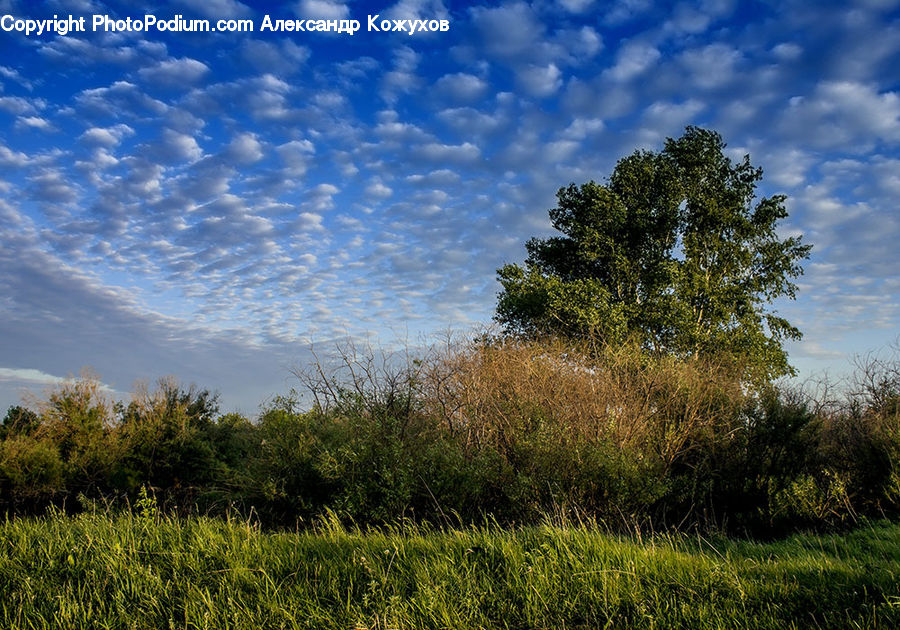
2 337 899 535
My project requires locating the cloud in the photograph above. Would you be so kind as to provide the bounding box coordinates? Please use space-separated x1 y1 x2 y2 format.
0 367 71 386
558 0 593 13
637 99 705 145
296 0 349 19
240 39 310 75
679 44 741 89
604 41 661 81
0 239 310 414
365 179 393 199
188 74 296 122
469 2 542 62
15 116 52 131
517 63 562 97
79 124 135 147
380 46 422 104
383 0 450 22
175 0 252 18
38 37 166 68
556 26 603 58
413 141 481 163
434 73 488 102
138 58 210 88
603 0 655 24
437 107 504 135
75 81 168 118
28 169 77 204
0 96 45 115
277 139 316 177
0 65 32 89
780 81 900 150
145 129 204 164
225 132 264 164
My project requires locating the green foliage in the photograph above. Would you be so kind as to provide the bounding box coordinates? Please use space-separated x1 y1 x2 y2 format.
1 406 39 439
0 437 64 505
135 485 159 526
496 127 812 381
114 379 224 500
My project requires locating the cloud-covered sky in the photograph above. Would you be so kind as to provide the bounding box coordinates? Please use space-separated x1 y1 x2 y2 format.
1 0 899 414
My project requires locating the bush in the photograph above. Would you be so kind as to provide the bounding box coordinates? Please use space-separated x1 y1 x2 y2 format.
1 337 900 534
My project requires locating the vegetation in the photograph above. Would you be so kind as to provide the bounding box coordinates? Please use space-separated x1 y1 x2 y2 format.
2 508 900 629
496 127 812 382
2 336 899 535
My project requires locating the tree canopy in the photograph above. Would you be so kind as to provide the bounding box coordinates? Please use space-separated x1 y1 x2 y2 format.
495 126 812 380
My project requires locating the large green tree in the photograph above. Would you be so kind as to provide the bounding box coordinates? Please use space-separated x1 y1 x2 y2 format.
496 127 811 380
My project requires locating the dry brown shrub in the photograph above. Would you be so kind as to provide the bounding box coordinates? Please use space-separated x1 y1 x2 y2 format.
419 334 749 470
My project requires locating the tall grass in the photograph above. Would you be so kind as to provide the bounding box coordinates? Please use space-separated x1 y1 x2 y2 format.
2 508 899 629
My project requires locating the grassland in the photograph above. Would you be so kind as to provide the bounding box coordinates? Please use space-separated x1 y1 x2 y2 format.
2 510 899 629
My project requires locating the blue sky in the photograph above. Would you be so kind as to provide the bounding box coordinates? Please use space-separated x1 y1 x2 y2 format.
1 0 899 415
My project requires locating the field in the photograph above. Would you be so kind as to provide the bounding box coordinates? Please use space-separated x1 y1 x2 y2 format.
2 510 899 629
3 338 900 628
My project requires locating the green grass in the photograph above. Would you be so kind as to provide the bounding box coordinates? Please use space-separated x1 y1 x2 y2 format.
2 511 900 629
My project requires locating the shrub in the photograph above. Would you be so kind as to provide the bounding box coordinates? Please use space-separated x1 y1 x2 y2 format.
2 336 899 534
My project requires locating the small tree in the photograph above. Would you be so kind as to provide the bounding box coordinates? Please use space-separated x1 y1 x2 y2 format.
496 127 811 381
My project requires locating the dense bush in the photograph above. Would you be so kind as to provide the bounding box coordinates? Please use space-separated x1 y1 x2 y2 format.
2 338 899 534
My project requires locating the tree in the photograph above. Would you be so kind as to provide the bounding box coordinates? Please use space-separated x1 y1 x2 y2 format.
495 127 812 381
1 405 39 439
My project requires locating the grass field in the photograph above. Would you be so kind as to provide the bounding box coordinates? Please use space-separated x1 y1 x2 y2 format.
2 510 899 629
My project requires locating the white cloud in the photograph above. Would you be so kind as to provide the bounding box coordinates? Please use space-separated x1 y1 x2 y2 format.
365 180 394 199
437 107 503 135
148 129 203 164
16 116 51 131
225 133 264 164
79 124 135 147
294 211 325 231
277 139 315 177
517 63 562 97
380 46 422 104
0 65 32 89
0 367 69 386
559 26 603 58
470 2 542 61
296 0 350 19
558 0 593 13
76 81 168 118
139 58 210 87
176 0 252 18
0 96 45 115
240 40 310 75
604 0 654 24
772 42 803 60
414 141 481 163
637 100 706 146
383 0 450 22
781 81 900 149
435 73 488 102
28 169 77 203
604 41 661 81
679 44 741 89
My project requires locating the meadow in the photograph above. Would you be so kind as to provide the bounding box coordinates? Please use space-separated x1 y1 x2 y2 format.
3 508 900 629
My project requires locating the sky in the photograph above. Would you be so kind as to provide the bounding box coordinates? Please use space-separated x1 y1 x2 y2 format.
1 0 899 416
